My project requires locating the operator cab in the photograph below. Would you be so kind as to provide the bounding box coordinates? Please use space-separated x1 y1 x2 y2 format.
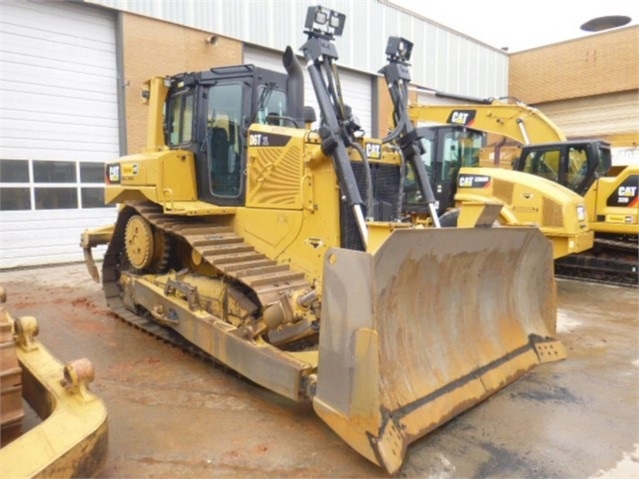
164 66 291 206
515 140 612 196
404 125 484 213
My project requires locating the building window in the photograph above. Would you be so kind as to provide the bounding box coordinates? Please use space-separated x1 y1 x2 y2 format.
0 187 31 210
81 187 106 208
80 162 105 183
0 159 29 183
34 187 78 209
0 159 113 211
33 160 76 183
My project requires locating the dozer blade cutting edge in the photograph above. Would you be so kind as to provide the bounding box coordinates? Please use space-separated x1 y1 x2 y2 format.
314 226 565 474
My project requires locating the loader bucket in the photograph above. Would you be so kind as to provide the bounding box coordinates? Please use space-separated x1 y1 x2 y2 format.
313 227 564 474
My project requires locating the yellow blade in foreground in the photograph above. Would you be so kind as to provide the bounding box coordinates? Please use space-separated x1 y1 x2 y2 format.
314 227 565 474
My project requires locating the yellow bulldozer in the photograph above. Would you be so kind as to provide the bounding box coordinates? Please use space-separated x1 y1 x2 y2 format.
81 6 565 473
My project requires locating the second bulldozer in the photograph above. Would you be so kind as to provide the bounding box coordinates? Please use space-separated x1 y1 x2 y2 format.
81 7 565 474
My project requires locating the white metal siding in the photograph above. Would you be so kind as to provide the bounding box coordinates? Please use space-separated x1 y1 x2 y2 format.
415 91 469 106
244 46 372 135
0 0 118 269
86 0 509 98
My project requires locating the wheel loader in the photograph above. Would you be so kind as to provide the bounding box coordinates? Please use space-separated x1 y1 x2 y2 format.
81 6 565 473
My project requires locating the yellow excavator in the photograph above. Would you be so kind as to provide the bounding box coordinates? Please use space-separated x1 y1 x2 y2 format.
407 94 567 167
514 143 638 285
407 97 638 285
80 7 566 473
400 102 592 260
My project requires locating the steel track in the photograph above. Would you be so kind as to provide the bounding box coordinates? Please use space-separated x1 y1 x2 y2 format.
101 201 313 361
554 246 638 288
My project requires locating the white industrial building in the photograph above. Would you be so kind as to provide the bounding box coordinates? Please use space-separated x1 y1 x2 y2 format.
1 0 635 268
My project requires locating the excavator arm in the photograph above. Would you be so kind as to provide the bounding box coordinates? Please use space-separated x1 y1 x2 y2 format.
408 100 567 145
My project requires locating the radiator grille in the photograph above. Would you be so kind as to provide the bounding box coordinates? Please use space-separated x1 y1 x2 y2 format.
340 162 401 250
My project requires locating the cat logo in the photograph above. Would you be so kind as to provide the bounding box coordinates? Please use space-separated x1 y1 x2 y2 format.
107 164 120 183
459 176 474 187
247 131 290 147
446 109 477 126
365 142 382 159
607 175 639 207
458 174 490 188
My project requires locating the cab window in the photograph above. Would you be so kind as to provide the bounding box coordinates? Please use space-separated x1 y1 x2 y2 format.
205 83 244 197
567 146 588 190
597 147 612 176
168 92 194 145
440 129 483 182
255 85 287 125
404 136 435 206
522 149 560 181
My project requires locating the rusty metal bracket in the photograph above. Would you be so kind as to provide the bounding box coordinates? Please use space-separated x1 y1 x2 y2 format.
164 278 201 311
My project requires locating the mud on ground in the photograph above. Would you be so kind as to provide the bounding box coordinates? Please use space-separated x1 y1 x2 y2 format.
2 263 637 478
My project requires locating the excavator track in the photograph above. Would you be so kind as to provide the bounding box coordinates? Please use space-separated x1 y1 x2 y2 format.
555 236 639 288
102 201 314 357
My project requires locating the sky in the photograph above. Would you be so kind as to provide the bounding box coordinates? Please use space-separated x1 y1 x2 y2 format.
388 0 639 52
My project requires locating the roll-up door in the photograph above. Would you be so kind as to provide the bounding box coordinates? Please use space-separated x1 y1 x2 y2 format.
0 0 119 268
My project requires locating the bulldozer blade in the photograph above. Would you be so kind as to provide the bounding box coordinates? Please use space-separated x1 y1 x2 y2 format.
313 227 564 474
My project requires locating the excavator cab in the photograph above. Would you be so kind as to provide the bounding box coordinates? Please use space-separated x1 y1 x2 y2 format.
515 140 612 196
404 125 485 213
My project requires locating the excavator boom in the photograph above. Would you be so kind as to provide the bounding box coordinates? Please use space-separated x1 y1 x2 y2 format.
408 98 567 145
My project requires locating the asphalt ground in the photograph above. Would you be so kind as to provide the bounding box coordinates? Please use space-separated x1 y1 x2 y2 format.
1 262 637 478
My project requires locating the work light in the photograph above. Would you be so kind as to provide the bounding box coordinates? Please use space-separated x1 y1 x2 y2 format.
386 36 413 63
304 6 345 37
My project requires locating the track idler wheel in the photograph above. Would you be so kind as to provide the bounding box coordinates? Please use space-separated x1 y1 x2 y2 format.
124 214 170 273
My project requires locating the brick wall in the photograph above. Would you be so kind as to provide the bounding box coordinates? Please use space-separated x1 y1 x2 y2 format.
374 78 419 138
509 25 639 104
122 13 243 153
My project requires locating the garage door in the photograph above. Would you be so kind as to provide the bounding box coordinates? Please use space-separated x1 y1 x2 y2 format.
536 91 639 166
0 0 119 268
244 46 372 136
